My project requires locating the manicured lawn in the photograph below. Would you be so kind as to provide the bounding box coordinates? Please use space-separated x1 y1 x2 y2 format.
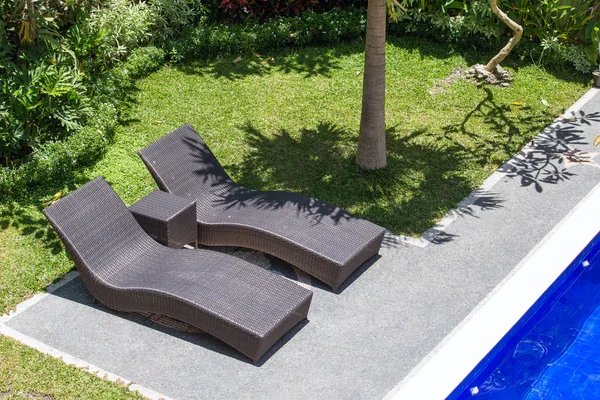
0 37 590 396
0 335 144 399
92 37 587 235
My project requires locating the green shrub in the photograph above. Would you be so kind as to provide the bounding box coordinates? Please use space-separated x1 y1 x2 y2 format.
0 46 165 194
85 0 155 64
539 38 594 73
149 0 212 42
0 105 116 194
394 0 600 63
505 0 597 43
0 43 91 162
123 46 166 79
217 0 365 22
169 8 366 59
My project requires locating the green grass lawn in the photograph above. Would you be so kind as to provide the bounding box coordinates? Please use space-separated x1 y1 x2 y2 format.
0 36 591 396
0 335 144 399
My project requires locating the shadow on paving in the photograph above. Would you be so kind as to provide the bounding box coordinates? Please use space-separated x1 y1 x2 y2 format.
500 110 600 193
50 276 308 366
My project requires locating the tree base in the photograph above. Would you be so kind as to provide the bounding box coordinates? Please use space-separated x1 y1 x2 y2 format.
465 64 512 87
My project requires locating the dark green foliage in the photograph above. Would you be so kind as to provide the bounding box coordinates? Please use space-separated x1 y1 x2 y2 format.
1 0 598 194
504 0 598 43
168 8 366 60
0 46 165 194
0 1 96 163
393 0 600 69
217 0 365 22
122 46 166 79
0 46 91 162
0 0 161 180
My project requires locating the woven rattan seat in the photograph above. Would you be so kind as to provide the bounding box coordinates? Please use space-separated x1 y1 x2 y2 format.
43 177 313 362
139 124 386 290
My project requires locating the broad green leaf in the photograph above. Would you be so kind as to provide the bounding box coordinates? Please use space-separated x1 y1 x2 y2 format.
443 1 465 9
43 190 64 206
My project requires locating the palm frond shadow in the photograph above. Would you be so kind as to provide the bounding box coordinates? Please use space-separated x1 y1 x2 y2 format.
181 134 355 225
219 121 486 237
0 201 62 254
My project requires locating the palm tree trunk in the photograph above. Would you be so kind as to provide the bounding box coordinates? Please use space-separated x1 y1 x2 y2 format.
485 0 522 73
357 0 387 170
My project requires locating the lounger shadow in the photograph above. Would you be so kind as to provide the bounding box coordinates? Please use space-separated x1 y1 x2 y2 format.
139 124 386 290
43 177 313 362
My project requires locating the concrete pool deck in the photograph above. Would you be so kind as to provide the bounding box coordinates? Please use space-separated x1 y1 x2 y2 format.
2 88 600 400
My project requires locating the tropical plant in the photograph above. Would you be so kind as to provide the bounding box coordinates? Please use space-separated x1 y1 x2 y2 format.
0 0 93 163
593 25 600 70
505 0 598 43
84 0 155 64
0 44 91 162
217 0 364 21
150 0 203 42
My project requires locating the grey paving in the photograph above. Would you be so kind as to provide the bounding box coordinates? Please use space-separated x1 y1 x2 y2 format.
5 91 600 400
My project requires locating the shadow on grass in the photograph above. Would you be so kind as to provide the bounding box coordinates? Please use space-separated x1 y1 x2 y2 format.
0 202 62 255
219 87 590 235
174 41 363 80
439 87 598 193
173 35 491 82
222 121 480 236
171 34 589 86
0 174 100 255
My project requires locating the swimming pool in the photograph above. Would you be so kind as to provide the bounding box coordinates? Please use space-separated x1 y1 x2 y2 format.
449 230 600 399
388 182 600 400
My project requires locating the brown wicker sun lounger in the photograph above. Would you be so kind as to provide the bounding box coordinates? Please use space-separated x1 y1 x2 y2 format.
43 177 313 362
139 124 386 290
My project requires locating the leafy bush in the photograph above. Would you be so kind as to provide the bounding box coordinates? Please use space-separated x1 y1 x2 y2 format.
84 0 155 64
392 0 599 70
396 2 598 46
149 0 212 42
0 45 165 194
122 46 166 79
504 0 597 43
0 42 91 162
169 8 366 59
217 0 364 21
540 38 594 73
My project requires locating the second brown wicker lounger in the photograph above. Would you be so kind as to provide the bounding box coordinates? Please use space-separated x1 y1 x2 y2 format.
43 177 313 362
139 124 386 290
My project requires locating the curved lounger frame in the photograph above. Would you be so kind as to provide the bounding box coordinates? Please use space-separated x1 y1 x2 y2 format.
43 177 312 362
139 124 386 290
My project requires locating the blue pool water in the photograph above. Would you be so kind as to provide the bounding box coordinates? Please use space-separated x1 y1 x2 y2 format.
450 231 600 399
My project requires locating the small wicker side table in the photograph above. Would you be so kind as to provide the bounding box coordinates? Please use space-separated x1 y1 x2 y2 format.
129 190 197 248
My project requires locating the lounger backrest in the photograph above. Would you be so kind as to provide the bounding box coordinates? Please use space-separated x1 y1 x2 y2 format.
138 124 236 201
43 177 154 280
